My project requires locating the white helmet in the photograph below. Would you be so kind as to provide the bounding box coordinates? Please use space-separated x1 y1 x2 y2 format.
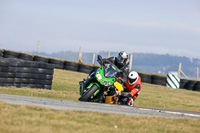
128 71 139 85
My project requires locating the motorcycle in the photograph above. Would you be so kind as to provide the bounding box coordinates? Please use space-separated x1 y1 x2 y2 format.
79 55 125 103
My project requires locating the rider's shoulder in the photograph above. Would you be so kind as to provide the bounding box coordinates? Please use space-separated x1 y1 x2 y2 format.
108 57 115 62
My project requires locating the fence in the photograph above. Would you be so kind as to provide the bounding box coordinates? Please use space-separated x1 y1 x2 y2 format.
0 49 200 91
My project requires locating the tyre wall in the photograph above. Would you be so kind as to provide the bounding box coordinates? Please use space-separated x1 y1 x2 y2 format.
0 57 54 90
1 49 199 91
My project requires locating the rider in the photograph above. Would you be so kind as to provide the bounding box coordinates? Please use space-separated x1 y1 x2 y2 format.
118 71 142 106
102 51 129 84
79 51 129 98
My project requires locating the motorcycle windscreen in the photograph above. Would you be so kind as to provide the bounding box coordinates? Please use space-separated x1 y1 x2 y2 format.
104 64 119 78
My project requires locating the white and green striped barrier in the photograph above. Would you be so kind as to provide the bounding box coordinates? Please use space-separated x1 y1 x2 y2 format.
166 73 180 89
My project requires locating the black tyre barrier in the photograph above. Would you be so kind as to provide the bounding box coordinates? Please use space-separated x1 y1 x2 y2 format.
30 68 38 73
8 73 16 78
22 68 31 73
78 64 94 74
33 55 49 63
18 53 33 61
38 68 47 74
8 67 17 73
17 60 32 67
22 73 31 78
0 60 9 66
63 61 79 71
3 54 19 58
0 72 8 78
0 83 7 86
0 78 7 83
7 83 14 86
38 74 46 80
93 66 99 71
193 82 200 91
22 79 30 84
0 49 3 57
49 58 64 69
7 78 15 83
138 72 152 84
2 49 200 92
151 75 166 86
0 67 9 72
45 80 52 85
184 80 197 90
15 78 22 83
0 58 54 90
15 84 21 88
46 75 53 80
45 85 52 90
179 79 188 89
31 74 39 79
3 50 19 58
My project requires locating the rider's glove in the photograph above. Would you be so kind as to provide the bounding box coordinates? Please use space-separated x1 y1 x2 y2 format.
121 92 132 97
116 91 122 96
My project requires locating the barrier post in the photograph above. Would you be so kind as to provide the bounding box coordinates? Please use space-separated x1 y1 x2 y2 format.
92 53 95 64
108 51 110 58
178 62 189 79
129 54 133 70
78 47 82 63
37 40 40 55
178 62 181 79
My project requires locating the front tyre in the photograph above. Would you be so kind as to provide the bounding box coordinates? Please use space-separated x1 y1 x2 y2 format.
79 84 99 102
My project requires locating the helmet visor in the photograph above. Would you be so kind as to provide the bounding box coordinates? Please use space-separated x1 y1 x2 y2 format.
128 77 137 85
117 55 125 63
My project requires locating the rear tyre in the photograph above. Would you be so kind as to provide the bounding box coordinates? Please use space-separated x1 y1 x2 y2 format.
79 84 99 102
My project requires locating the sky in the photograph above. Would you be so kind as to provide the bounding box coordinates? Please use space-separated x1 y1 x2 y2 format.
0 0 200 59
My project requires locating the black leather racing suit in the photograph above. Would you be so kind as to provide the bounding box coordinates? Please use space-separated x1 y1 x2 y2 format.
103 57 129 84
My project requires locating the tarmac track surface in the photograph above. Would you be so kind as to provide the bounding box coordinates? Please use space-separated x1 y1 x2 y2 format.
0 94 200 119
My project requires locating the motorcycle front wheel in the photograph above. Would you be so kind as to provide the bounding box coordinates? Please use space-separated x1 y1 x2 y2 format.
79 84 99 102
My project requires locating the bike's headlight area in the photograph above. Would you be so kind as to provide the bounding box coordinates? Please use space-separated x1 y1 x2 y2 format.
96 71 102 80
102 80 112 86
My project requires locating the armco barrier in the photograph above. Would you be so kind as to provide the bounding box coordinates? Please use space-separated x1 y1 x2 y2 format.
0 49 200 91
0 57 54 89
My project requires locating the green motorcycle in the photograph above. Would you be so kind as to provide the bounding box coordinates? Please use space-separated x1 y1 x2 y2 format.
79 55 122 102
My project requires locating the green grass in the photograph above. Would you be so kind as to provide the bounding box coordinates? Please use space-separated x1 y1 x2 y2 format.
0 101 199 133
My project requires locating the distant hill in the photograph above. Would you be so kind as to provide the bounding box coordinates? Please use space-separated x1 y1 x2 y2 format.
32 51 200 79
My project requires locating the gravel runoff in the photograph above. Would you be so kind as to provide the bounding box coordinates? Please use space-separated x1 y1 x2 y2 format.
0 94 200 119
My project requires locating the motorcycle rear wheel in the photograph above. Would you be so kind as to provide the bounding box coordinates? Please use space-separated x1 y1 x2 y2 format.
79 84 99 102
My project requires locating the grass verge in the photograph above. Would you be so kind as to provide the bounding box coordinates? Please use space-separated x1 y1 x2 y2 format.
0 101 199 133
